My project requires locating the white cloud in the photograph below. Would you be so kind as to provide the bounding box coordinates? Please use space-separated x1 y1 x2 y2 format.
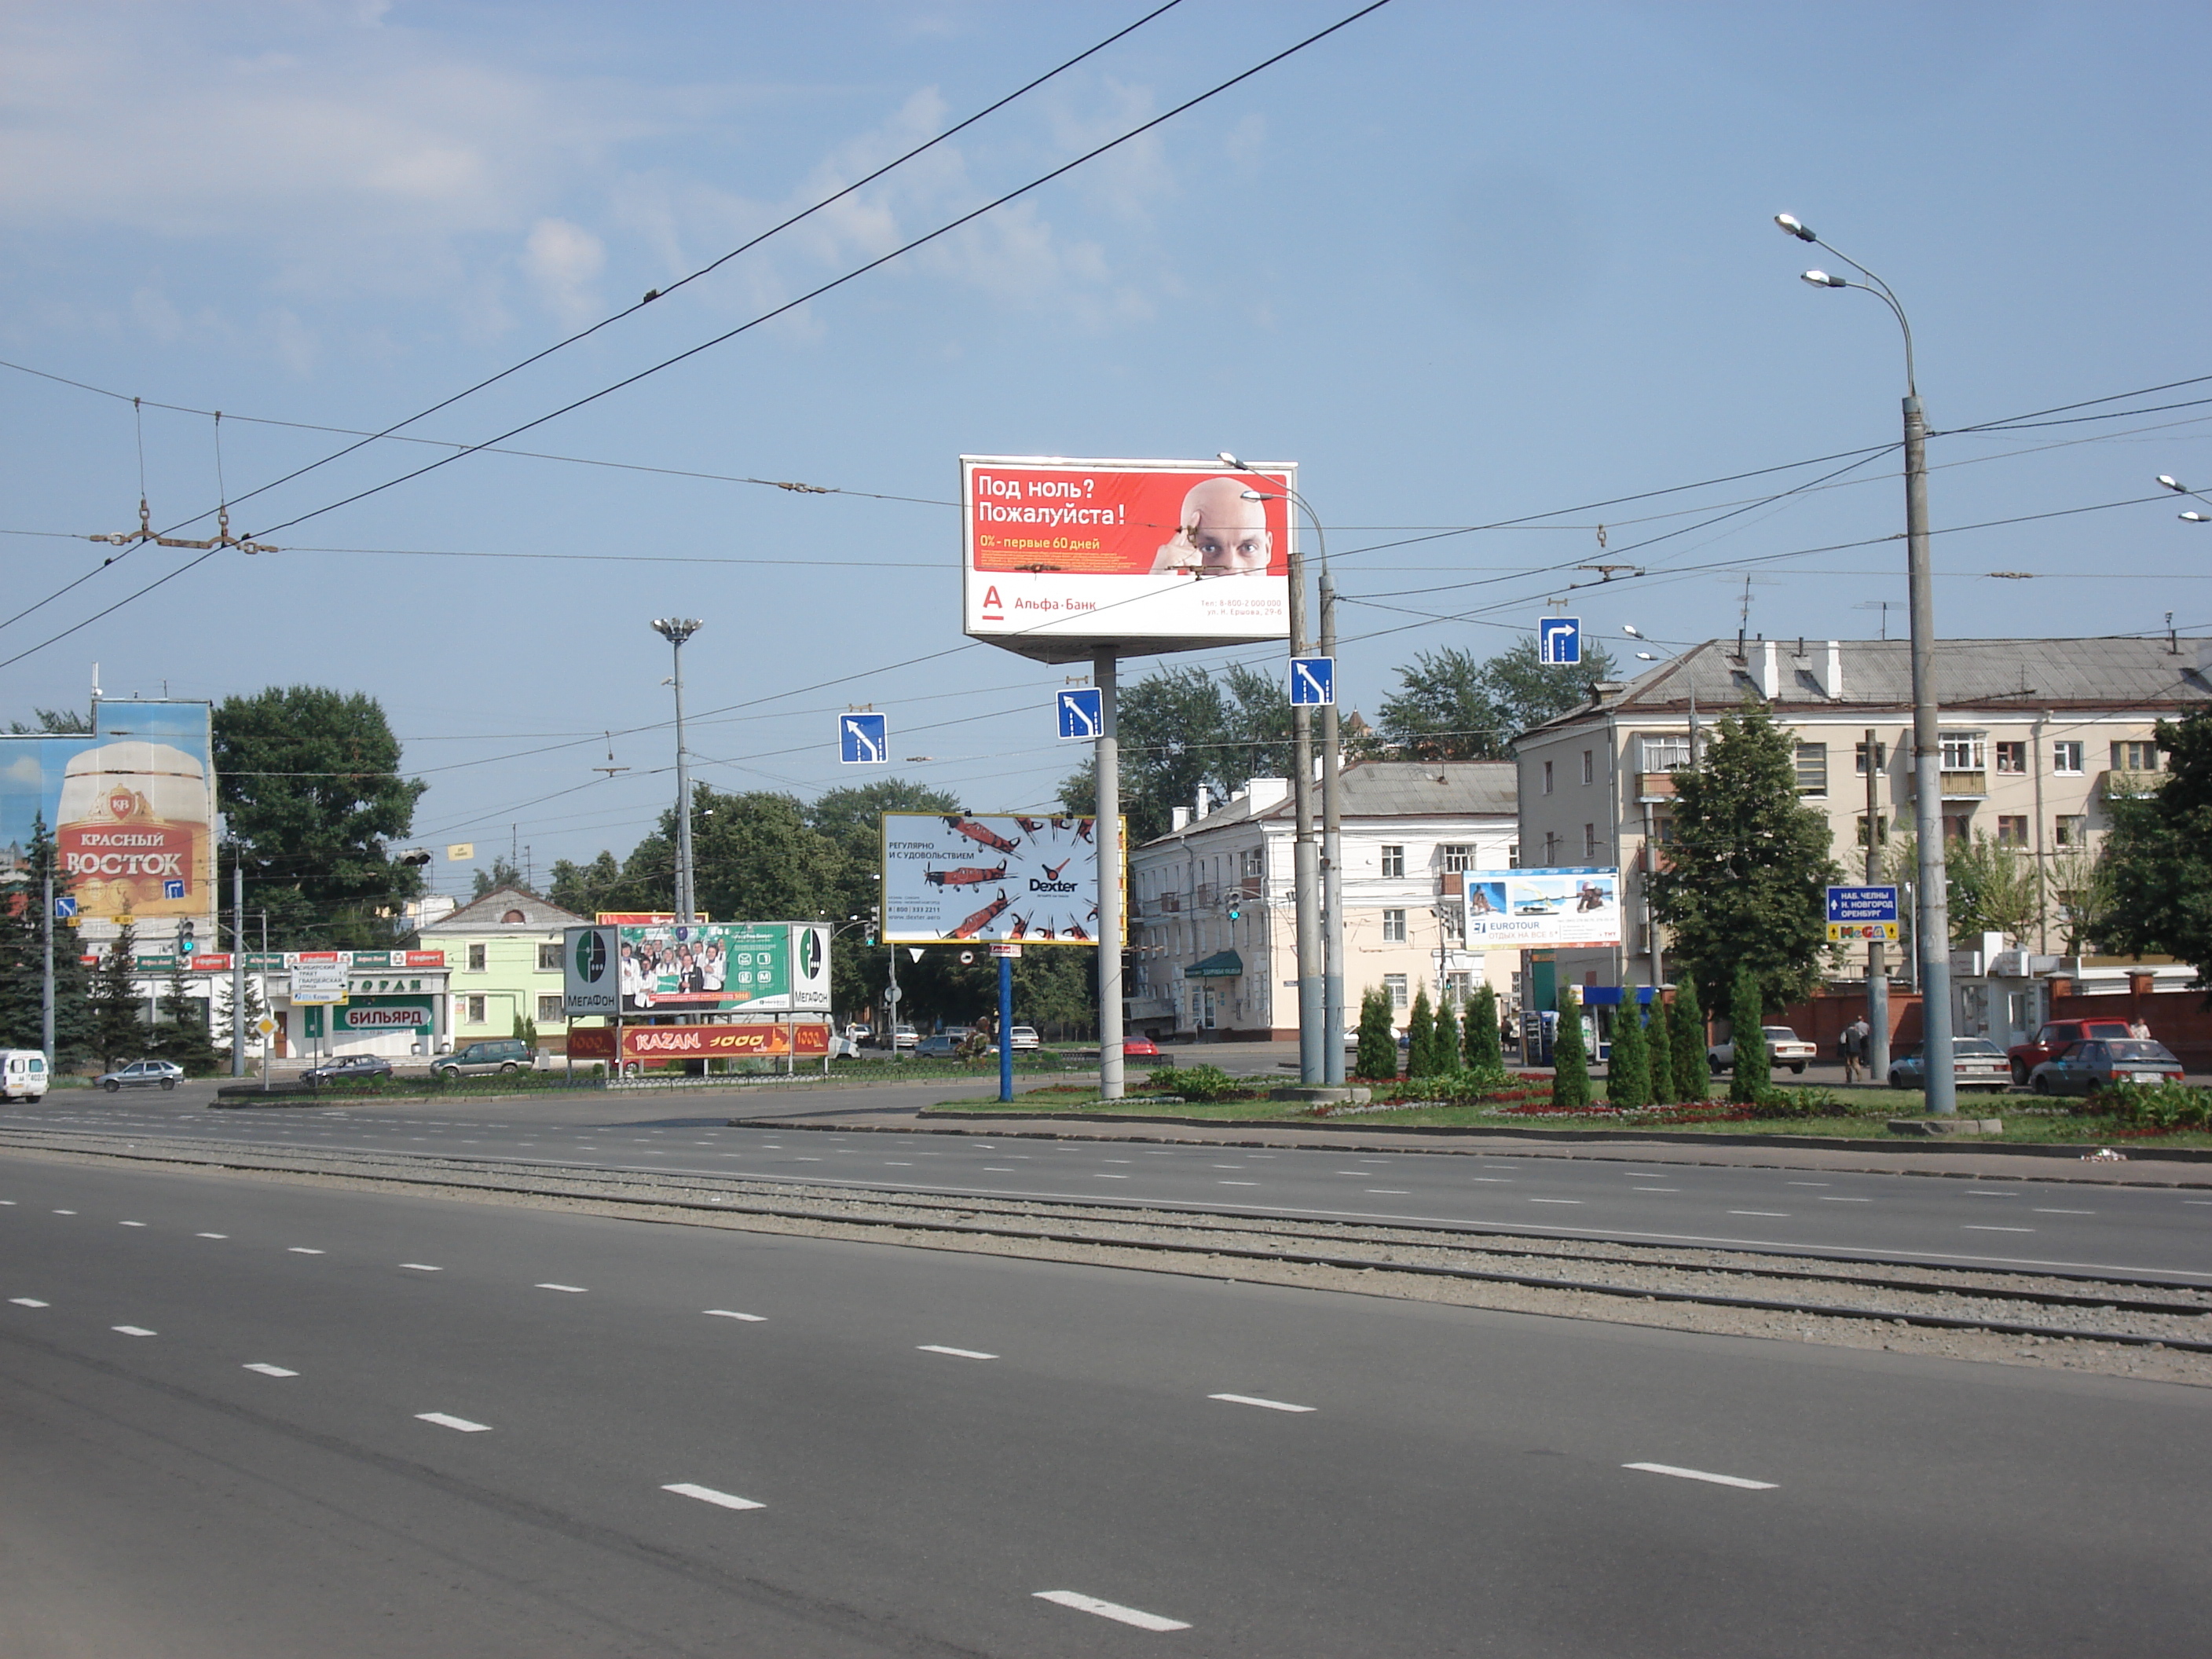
522 218 606 327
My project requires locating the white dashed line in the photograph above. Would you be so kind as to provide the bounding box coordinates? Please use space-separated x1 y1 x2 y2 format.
1529 1198 1583 1205
416 1412 492 1433
917 1345 998 1361
704 1309 764 1321
399 1263 441 1272
119 1221 147 1228
1095 1174 1129 1180
1220 1181 1259 1186
1034 1591 1190 1632
112 1325 156 1337
1819 1197 1871 1203
536 1284 588 1293
244 1363 298 1378
1729 1210 1789 1218
1964 1225 2034 1232
1365 1189 1410 1195
1209 1393 1314 1413
984 1166 1017 1172
1633 1187 1679 1192
1786 1182 1830 1188
663 1481 764 1511
1470 1177 1514 1182
9 1297 48 1307
287 1247 325 1255
1625 1461 1777 1490
196 1232 227 1238
2034 1208 2095 1215
52 1209 75 1215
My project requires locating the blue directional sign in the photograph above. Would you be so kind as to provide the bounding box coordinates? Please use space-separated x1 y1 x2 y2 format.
1538 616 1581 666
1056 687 1103 739
839 712 888 764
1289 655 1335 706
1826 884 1900 943
53 895 75 921
163 878 186 901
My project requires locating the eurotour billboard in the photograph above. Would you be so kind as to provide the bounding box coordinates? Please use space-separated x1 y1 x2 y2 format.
1457 867 1624 950
961 456 1295 662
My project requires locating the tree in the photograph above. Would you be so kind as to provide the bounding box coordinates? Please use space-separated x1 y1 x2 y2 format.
8 707 90 734
87 917 145 1069
215 687 427 949
2101 711 2212 985
1646 704 1839 1013
1727 965 1771 1104
548 851 623 918
152 958 219 1075
1375 636 1619 760
1646 991 1676 1104
0 815 93 1066
806 778 961 1019
1478 635 1618 744
1885 832 2040 950
1432 994 1461 1076
2049 842 2115 955
473 857 533 899
1606 998 1651 1109
1550 983 1590 1108
1671 977 1711 1101
1355 986 1397 1079
1464 982 1503 1073
1059 665 1229 840
1404 985 1437 1079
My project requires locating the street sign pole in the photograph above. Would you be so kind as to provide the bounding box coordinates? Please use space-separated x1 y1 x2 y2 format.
1865 726 1889 1080
1094 646 1124 1101
41 866 53 1074
232 850 247 1077
998 948 1014 1103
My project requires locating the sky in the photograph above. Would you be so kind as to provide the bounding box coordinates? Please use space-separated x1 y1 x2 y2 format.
3 0 2209 906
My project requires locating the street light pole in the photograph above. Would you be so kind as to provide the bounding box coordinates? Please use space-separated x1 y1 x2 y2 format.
1779 214 1954 1114
650 617 702 925
1320 567 1345 1086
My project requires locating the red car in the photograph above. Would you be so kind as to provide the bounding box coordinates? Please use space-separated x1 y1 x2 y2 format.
1122 1035 1161 1059
2006 1019 2132 1086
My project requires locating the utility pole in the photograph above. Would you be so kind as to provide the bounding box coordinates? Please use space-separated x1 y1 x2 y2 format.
42 862 55 1073
1864 726 1890 1082
650 618 702 925
1904 395 1955 1113
1094 647 1125 1101
1320 569 1345 1085
231 850 247 1076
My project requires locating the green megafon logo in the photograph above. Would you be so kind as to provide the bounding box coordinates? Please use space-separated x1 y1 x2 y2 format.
574 928 608 983
799 926 822 979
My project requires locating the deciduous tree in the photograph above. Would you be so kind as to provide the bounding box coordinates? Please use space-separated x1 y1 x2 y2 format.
2101 711 2212 987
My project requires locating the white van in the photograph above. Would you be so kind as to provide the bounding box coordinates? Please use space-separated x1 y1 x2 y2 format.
1 1050 50 1101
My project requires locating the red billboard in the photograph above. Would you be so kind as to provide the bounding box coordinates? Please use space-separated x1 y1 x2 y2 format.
618 1022 831 1060
566 1027 617 1060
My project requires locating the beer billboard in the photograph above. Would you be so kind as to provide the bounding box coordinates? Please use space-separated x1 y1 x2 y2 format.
961 456 1294 662
1457 866 1624 950
0 699 214 928
882 813 1111 945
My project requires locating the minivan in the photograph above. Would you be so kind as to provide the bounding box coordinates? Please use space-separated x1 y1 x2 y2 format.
431 1039 536 1080
1 1049 49 1101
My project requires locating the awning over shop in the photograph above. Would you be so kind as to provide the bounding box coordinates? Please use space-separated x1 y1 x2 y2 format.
1186 950 1244 979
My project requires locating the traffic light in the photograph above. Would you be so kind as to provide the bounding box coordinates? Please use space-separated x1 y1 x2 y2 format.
1225 895 1241 921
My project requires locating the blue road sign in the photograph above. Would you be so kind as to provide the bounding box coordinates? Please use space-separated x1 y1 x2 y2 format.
1289 655 1335 706
839 712 888 764
1538 616 1581 666
1056 687 1103 739
53 895 75 920
163 878 186 901
1826 884 1899 924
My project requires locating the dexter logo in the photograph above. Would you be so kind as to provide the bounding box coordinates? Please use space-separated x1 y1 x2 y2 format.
1028 878 1078 894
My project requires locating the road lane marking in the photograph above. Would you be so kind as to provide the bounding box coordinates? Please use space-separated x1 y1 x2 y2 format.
288 1247 325 1254
1633 1187 1680 1192
416 1412 491 1432
119 1221 147 1227
1210 1393 1314 1413
244 1363 298 1377
52 1209 74 1215
1818 1197 1871 1203
984 1167 1017 1172
1624 1462 1777 1490
1095 1174 1129 1180
1529 1199 1583 1205
1366 1189 1410 1195
1729 1211 1789 1218
1965 1225 2034 1232
1211 1164 1244 1170
917 1345 997 1361
662 1481 764 1511
112 1325 156 1337
9 1298 48 1307
1470 1177 1514 1182
536 1284 588 1293
399 1263 441 1272
1220 1181 1259 1186
705 1309 764 1321
2034 1208 2095 1215
1035 1591 1190 1632
1966 1191 2021 1199
1787 1182 1830 1188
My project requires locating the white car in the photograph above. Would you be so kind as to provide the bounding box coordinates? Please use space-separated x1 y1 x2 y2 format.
1007 1025 1042 1052
1706 1025 1818 1075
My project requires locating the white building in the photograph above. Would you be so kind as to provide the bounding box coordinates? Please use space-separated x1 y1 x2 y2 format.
1127 760 1519 1040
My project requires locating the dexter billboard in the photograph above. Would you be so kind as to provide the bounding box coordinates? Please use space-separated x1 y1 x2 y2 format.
1459 867 1624 950
962 456 1294 662
882 813 1111 944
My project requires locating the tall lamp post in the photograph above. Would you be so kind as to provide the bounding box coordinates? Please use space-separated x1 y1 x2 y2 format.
650 617 702 925
1777 213 1954 1114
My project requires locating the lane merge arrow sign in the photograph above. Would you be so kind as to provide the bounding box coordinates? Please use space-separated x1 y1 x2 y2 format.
1056 687 1103 739
1289 656 1335 706
839 713 888 764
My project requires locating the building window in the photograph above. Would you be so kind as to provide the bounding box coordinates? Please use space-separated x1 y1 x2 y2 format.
1542 832 1558 864
1994 741 2027 775
1383 974 1408 1009
1441 844 1474 873
1242 848 1264 879
1856 814 1888 847
1507 842 1520 868
463 994 487 1024
1580 749 1595 786
1942 814 1972 841
1382 909 1407 942
1583 823 1599 858
1381 845 1405 878
2113 739 2159 772
2055 815 2089 847
1542 760 1554 795
467 943 487 972
1650 811 1678 845
2052 741 2085 775
1855 740 1889 774
1640 735 1691 772
1795 742 1828 796
1996 815 2028 846
536 943 562 972
1939 732 1985 771
1445 970 1473 999
536 993 563 1023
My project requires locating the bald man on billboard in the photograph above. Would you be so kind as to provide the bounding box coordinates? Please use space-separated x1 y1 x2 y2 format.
1150 474 1273 577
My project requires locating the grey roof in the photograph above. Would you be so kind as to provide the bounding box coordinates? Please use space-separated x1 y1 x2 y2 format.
1145 760 1517 847
417 885 588 933
1525 637 2212 737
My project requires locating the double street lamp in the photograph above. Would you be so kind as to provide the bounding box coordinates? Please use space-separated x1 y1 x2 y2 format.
1777 212 1956 1115
650 617 702 925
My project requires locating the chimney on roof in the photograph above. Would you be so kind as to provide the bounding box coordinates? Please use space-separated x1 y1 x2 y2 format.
1826 639 1844 700
1760 638 1779 700
1170 806 1189 833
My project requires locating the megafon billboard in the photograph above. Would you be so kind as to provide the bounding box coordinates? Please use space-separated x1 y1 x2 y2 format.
0 699 215 927
961 456 1294 662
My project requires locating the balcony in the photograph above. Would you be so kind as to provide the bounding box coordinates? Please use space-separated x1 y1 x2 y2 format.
2100 768 2164 800
1635 771 1679 804
1904 770 1989 800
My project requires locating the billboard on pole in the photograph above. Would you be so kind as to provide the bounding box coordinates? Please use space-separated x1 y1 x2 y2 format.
610 921 829 1016
882 813 1112 944
961 456 1294 662
1457 867 1623 950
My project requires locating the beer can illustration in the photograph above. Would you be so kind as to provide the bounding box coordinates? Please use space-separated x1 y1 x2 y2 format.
56 741 211 918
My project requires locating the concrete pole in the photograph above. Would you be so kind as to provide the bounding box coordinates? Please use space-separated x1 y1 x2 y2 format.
1864 725 1890 1082
42 863 55 1072
1906 396 1955 1113
232 853 247 1076
1320 569 1345 1085
671 636 696 925
1288 544 1321 1086
998 949 1014 1103
1094 647 1125 1101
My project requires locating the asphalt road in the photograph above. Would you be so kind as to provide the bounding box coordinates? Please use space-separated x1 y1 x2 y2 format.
5 1150 2209 1657
12 1085 2212 1284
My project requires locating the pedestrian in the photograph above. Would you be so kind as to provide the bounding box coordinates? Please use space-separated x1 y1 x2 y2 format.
1840 1016 1871 1085
2129 1014 2151 1040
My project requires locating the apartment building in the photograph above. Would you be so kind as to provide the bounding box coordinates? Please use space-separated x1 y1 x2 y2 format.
1127 760 1518 1040
1514 636 2212 1000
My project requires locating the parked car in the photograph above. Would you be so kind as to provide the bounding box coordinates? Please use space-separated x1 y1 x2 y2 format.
1887 1037 2012 1092
1122 1035 1162 1059
879 1024 918 1050
96 1059 184 1093
430 1038 537 1080
2028 1038 2185 1096
0 1049 50 1101
913 1033 965 1060
843 1023 873 1043
301 1053 394 1087
1006 1025 1042 1052
1706 1025 1818 1075
2006 1019 2133 1086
